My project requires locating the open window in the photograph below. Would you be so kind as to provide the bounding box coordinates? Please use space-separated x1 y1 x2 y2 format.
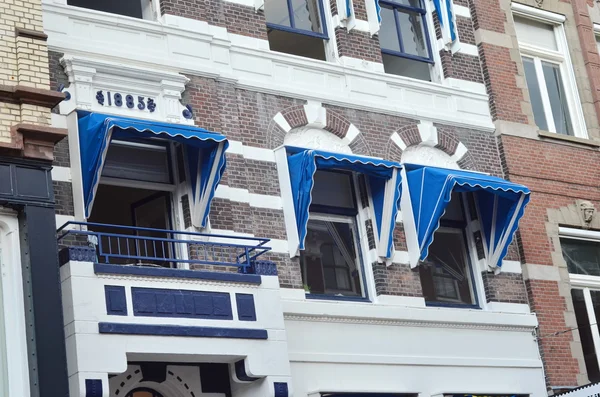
264 0 329 60
418 192 477 306
66 0 157 19
378 0 434 81
300 171 366 297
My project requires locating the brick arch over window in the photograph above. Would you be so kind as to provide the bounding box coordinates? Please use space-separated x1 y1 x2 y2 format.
386 121 475 169
266 103 371 156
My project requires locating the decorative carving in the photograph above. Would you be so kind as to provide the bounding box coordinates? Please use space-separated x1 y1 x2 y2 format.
95 90 104 105
242 260 278 275
59 246 97 266
580 200 596 227
400 145 459 169
284 126 352 154
183 104 194 119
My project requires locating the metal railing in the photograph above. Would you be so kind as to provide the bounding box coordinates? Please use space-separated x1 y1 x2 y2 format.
57 221 271 272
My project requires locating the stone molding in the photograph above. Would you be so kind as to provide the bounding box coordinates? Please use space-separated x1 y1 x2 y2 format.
0 123 67 161
0 84 65 108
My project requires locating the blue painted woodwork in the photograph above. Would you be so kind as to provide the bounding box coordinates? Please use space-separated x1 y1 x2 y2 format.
93 263 262 284
85 379 103 397
98 322 268 339
132 287 233 320
105 285 127 316
57 221 271 271
274 382 289 397
235 294 257 321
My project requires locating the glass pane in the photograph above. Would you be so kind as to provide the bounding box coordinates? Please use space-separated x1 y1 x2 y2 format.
514 16 557 51
67 0 143 18
267 29 326 60
391 0 423 8
572 289 600 382
397 11 428 58
264 0 291 27
379 6 401 52
312 171 355 209
542 62 573 136
291 0 323 32
420 228 473 305
300 218 363 296
561 238 600 276
102 142 171 184
382 53 430 81
522 57 549 132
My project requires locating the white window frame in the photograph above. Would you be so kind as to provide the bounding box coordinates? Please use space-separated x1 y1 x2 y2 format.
560 227 600 373
512 3 587 139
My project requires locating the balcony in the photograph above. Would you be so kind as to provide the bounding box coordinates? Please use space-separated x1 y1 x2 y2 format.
58 222 291 397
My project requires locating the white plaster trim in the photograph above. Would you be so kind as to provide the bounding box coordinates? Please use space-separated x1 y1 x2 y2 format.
274 147 300 257
511 2 566 24
286 352 541 367
376 294 426 307
458 43 479 57
304 102 327 127
445 78 487 95
210 228 289 253
594 23 600 34
450 142 468 163
559 226 600 241
51 112 68 128
273 112 292 133
224 140 276 162
486 302 531 314
221 0 254 8
417 120 438 147
343 124 360 144
522 263 561 281
392 250 410 265
500 260 522 274
43 3 495 131
351 19 371 33
390 132 407 151
226 140 244 155
56 214 75 229
569 274 600 289
214 185 283 209
52 166 72 182
454 4 471 18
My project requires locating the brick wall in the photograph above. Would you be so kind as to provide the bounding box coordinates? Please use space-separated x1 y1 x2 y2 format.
482 272 528 304
336 28 383 63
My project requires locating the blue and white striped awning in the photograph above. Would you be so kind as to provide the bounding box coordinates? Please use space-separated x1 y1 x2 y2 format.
286 147 402 259
401 163 530 271
77 111 228 228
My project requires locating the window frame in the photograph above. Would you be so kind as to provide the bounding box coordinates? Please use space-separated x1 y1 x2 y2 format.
300 170 371 302
512 3 587 139
378 0 435 65
419 193 481 309
560 227 600 379
265 0 330 40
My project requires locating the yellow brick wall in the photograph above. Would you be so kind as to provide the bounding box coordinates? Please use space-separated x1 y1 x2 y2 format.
0 0 52 143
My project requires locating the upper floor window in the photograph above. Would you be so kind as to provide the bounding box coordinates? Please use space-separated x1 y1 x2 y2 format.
264 0 329 60
300 170 367 298
513 7 586 138
378 0 433 81
560 231 600 383
67 0 156 19
418 193 479 307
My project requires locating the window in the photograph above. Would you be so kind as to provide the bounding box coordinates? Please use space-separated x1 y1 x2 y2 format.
300 170 367 298
418 193 478 306
67 0 156 19
264 0 328 60
513 10 585 137
378 0 433 81
88 140 177 267
560 234 600 382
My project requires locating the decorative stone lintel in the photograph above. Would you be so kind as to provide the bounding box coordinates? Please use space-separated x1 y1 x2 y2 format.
0 123 67 161
0 84 65 108
15 27 48 41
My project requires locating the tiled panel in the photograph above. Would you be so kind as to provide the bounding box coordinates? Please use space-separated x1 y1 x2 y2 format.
132 287 233 320
104 285 127 316
235 293 257 321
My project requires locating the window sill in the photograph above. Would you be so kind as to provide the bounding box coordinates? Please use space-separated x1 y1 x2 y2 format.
538 130 600 148
425 301 481 310
305 293 371 303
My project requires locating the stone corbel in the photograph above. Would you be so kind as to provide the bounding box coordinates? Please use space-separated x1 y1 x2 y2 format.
0 123 67 161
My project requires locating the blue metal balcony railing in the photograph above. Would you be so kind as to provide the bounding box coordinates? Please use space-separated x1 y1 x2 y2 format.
57 221 271 272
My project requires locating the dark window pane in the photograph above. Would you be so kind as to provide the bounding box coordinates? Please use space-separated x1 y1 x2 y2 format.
67 0 143 18
300 219 363 297
391 0 423 7
291 0 323 32
420 228 473 305
542 61 573 136
265 0 292 26
572 289 600 382
561 238 600 276
382 53 430 81
311 171 355 209
379 7 401 52
522 57 548 132
397 11 428 58
267 29 326 60
102 142 171 184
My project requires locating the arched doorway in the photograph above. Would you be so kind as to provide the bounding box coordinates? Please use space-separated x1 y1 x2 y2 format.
126 388 165 397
